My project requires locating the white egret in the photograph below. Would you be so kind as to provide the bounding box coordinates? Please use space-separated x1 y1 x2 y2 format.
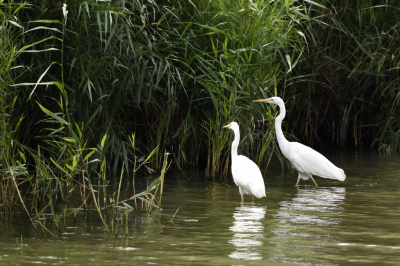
223 122 266 202
252 97 346 186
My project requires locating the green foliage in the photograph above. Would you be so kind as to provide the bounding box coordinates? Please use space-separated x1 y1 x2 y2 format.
283 0 400 153
1 1 164 223
192 0 313 174
0 1 30 213
2 0 400 194
1 0 399 238
8 0 304 178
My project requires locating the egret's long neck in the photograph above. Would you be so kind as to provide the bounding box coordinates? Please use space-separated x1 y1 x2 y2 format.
231 128 240 160
275 101 289 149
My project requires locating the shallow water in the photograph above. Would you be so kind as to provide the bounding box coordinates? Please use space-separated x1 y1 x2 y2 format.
1 152 400 265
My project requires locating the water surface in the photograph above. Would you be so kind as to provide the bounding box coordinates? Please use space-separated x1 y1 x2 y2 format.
1 152 399 265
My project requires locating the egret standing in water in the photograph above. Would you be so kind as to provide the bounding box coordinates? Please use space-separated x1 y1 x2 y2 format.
252 97 346 186
223 122 266 202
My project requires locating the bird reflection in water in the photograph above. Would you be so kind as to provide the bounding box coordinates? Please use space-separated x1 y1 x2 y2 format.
271 187 346 264
275 187 346 225
228 204 266 260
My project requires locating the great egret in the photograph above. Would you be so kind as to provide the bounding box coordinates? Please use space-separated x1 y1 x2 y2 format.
252 97 346 186
223 122 266 202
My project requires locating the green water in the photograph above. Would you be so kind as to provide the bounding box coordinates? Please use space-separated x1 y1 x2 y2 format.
1 152 400 265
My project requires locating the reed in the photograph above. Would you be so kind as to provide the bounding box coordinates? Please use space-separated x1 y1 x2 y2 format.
0 5 163 237
1 0 400 230
279 0 400 153
0 1 31 219
5 0 307 180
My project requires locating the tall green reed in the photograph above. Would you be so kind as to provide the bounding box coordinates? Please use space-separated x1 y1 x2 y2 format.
4 0 330 181
283 0 400 152
3 0 400 193
1 2 165 237
192 0 313 176
0 1 30 216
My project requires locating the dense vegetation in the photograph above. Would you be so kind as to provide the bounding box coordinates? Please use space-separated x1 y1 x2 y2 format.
1 0 399 226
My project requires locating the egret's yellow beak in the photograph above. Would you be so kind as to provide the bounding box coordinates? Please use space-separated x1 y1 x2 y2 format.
252 98 271 103
223 124 231 129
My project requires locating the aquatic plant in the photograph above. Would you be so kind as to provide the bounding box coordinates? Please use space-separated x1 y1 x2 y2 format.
0 1 30 219
278 0 400 153
0 1 167 238
1 1 400 228
3 0 316 180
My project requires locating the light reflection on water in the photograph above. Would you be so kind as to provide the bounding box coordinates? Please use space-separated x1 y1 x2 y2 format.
228 204 266 260
1 153 400 265
270 187 346 265
275 187 345 224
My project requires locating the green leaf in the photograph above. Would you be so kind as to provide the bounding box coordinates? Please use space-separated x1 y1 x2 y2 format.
19 152 26 163
24 26 62 34
303 0 327 9
50 157 72 178
20 48 60 53
285 54 292 73
129 133 135 149
146 176 161 193
37 102 70 125
101 133 107 149
122 202 134 209
29 20 63 24
62 138 76 143
51 81 69 106
7 20 23 29
11 82 53 87
205 84 219 111
28 62 59 100
72 156 77 170
18 36 61 53
84 150 95 162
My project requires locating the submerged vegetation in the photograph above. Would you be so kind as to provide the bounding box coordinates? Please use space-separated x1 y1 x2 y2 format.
1 0 399 235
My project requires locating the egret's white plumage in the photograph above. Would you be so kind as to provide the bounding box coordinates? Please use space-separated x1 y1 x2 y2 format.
253 97 346 186
223 122 266 202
